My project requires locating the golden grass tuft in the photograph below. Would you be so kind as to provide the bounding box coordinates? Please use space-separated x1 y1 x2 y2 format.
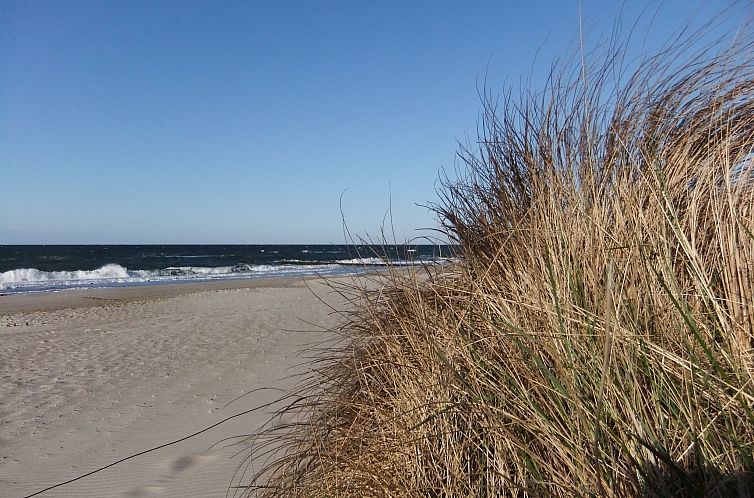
240 19 754 497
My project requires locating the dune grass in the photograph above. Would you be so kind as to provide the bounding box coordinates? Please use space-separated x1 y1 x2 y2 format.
240 20 754 497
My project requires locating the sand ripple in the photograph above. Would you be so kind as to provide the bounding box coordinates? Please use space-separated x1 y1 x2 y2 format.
0 280 340 497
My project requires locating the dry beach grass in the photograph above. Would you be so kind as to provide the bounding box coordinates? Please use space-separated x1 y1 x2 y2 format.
247 21 754 497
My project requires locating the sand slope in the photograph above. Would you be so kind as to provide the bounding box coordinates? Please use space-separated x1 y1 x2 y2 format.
0 278 343 497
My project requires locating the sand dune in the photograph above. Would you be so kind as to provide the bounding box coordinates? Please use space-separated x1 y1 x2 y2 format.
0 278 344 497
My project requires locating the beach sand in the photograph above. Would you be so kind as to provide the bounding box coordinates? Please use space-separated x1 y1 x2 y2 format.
0 277 348 497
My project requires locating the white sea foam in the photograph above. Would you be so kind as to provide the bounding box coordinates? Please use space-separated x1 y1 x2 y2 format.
0 255 450 295
1 264 131 284
0 263 349 294
336 257 447 266
337 257 389 265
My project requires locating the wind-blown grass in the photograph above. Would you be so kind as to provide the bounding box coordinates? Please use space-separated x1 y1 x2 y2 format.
241 19 754 497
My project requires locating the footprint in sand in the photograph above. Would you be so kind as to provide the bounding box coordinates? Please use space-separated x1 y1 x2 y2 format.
125 454 214 496
170 453 212 473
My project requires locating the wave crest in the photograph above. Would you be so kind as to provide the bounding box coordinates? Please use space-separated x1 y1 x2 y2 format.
1 264 131 285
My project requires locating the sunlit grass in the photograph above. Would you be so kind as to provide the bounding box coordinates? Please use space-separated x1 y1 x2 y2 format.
242 20 754 497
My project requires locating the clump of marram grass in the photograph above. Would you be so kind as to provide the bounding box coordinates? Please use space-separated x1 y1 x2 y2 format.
238 22 754 498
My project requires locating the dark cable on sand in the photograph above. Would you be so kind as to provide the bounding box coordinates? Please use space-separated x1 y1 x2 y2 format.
23 391 283 497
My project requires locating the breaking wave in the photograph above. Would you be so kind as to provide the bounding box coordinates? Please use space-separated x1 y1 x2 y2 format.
0 253 451 295
0 263 347 294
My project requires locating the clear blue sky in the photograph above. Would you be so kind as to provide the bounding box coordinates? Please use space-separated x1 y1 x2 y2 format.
0 1 745 244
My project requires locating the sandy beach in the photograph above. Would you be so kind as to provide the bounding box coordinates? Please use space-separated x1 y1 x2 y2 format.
0 277 346 497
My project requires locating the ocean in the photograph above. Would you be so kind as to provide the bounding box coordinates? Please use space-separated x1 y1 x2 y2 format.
0 244 451 295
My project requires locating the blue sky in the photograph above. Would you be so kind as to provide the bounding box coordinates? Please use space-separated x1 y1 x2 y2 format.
0 1 745 244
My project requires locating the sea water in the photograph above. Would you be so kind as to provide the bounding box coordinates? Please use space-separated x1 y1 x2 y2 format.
0 245 451 294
